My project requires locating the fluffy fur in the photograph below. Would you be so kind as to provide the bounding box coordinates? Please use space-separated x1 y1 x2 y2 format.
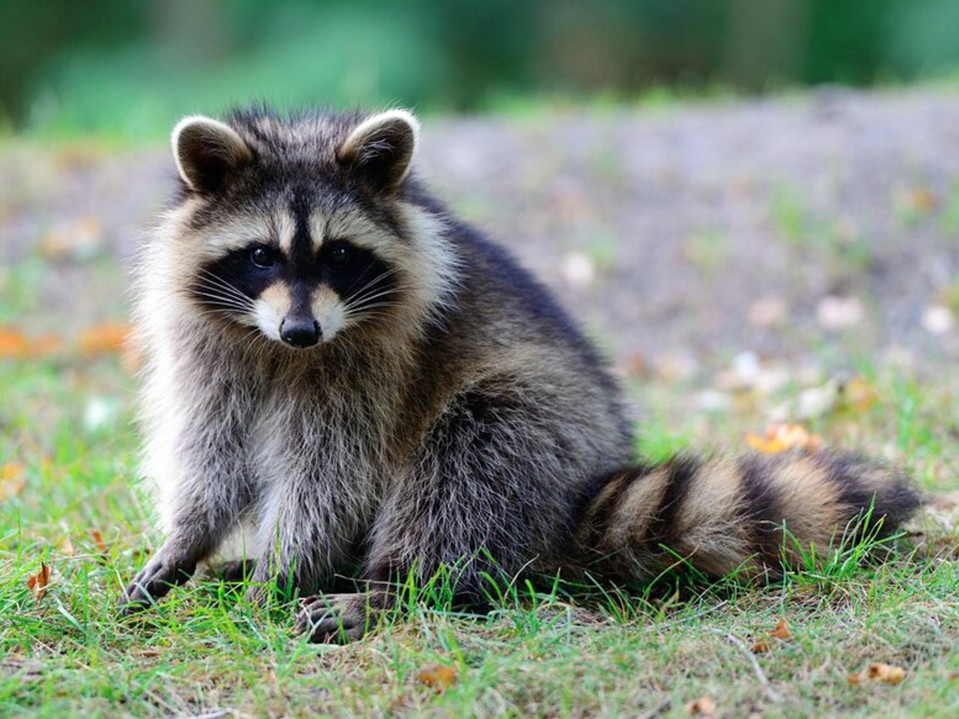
121 107 920 642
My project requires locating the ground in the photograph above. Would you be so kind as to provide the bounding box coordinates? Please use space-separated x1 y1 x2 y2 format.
2 88 958 717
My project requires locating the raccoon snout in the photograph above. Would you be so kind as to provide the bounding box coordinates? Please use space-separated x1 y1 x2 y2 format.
280 316 321 348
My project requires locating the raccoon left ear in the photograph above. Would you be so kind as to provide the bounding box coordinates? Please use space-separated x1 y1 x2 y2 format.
337 109 419 192
172 115 253 193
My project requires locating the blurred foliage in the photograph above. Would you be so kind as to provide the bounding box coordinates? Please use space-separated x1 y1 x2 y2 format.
2 0 959 136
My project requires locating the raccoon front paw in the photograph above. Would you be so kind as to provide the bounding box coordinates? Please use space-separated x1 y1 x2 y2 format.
119 550 196 614
294 591 386 644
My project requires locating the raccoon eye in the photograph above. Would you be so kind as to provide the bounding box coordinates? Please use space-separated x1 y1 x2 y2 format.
327 242 351 266
250 246 275 268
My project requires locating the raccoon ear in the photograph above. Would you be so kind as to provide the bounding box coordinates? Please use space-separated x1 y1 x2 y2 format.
337 109 419 192
172 115 253 193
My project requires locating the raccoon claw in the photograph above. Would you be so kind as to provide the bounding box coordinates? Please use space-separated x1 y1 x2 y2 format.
119 553 196 614
294 592 378 644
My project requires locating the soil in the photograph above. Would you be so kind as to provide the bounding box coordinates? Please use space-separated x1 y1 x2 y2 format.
3 87 958 384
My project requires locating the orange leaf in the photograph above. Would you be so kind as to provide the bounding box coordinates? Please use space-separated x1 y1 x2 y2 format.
89 529 109 554
849 662 907 686
78 322 132 357
746 424 821 455
0 328 65 359
0 328 29 359
909 188 936 212
751 638 770 654
769 619 791 640
26 562 51 601
745 434 790 454
417 665 458 693
685 696 717 716
867 663 906 685
0 464 26 501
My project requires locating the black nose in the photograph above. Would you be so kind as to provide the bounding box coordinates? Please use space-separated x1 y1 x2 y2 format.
280 317 321 348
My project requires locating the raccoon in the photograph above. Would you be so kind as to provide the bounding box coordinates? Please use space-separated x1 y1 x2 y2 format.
121 107 920 642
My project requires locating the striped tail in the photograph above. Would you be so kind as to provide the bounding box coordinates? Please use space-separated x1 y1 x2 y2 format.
573 451 921 582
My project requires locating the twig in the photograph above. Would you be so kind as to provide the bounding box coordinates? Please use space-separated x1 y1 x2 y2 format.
724 632 783 704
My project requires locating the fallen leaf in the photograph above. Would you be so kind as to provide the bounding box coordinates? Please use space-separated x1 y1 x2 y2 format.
0 329 65 360
417 665 458 693
78 322 132 357
867 663 907 685
0 464 27 502
752 619 791 653
0 328 29 359
89 529 109 554
745 433 790 454
26 562 51 601
842 377 879 413
849 662 907 686
769 619 791 640
685 696 717 716
746 424 822 454
908 187 937 212
39 215 105 261
751 638 770 654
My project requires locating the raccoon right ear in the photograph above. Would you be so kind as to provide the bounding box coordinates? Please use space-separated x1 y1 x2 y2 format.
172 116 253 193
337 109 419 192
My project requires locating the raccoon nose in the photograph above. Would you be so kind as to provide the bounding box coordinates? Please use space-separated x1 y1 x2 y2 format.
280 317 321 348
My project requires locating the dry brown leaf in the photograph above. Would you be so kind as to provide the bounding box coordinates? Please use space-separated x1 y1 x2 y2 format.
417 665 458 693
751 638 770 654
769 619 791 640
746 424 822 455
752 619 791 653
867 663 906 685
26 562 51 601
78 322 132 357
842 377 879 413
685 696 717 716
849 662 907 686
909 187 937 212
0 464 27 502
89 529 109 554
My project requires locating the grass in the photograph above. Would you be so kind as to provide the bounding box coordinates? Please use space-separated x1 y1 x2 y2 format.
2 324 958 718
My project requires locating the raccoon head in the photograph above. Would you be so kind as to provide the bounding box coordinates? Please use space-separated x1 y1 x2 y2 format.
162 108 452 350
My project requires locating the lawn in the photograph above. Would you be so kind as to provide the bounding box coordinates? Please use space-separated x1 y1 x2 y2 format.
2 294 957 718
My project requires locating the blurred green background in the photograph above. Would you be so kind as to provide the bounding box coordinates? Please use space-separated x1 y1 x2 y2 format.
3 0 959 137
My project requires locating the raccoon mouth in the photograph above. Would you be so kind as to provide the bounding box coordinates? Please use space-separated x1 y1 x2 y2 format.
279 317 321 348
